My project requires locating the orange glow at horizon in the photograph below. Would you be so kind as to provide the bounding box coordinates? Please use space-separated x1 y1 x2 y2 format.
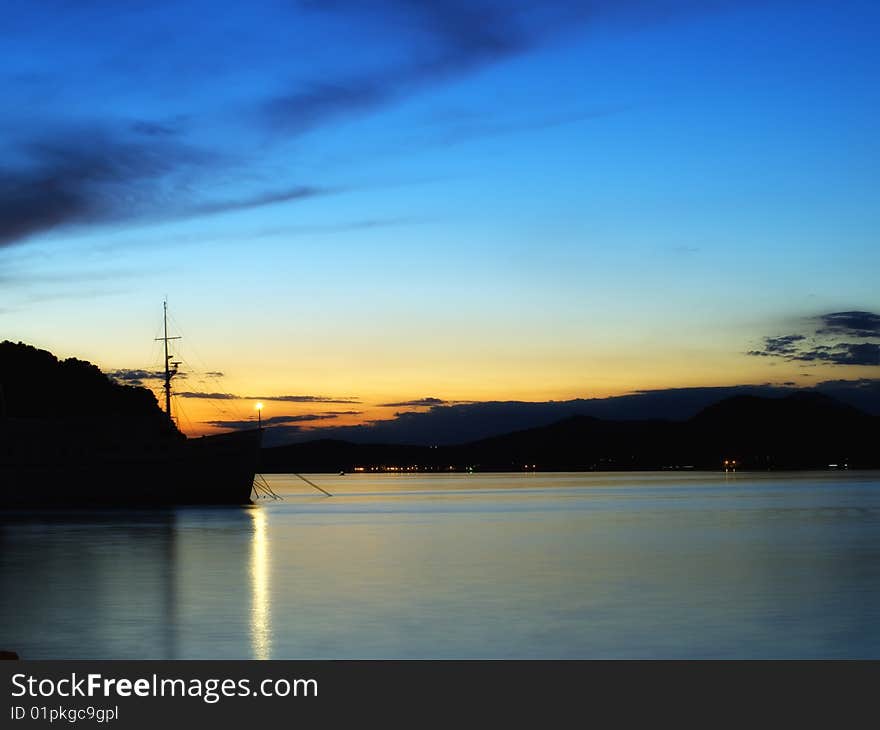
149 352 869 439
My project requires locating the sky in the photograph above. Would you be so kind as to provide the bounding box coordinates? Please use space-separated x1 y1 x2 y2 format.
1 0 878 440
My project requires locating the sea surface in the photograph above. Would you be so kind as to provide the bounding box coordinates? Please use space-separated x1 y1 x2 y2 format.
2 471 879 659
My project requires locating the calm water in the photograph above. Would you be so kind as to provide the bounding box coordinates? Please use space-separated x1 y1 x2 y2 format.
2 471 879 659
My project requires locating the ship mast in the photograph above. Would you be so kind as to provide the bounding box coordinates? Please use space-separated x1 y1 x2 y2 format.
156 300 181 422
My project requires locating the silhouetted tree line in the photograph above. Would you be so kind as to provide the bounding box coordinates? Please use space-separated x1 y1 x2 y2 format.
0 341 179 439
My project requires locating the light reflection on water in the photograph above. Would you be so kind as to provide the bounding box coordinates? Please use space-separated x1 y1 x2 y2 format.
249 507 271 660
1 471 879 658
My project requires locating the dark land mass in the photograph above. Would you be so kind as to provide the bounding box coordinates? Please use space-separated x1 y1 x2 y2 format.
1 342 258 507
261 392 880 473
257 379 880 446
2 341 877 475
0 340 180 440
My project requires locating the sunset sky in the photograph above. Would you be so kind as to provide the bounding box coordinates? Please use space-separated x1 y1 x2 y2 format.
1 0 878 438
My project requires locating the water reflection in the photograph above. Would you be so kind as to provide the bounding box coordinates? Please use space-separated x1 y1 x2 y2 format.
0 507 267 659
0 510 179 659
2 473 879 658
249 506 271 659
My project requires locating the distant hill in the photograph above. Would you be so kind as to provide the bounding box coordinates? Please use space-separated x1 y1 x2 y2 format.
0 340 179 439
261 392 880 472
257 380 880 447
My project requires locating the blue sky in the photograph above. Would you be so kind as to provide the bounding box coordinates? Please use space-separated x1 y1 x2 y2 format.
1 0 878 436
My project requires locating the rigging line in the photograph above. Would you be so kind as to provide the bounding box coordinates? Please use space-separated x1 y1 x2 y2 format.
167 311 253 422
172 354 234 421
251 476 274 500
292 472 332 497
162 308 255 426
163 340 241 422
167 312 225 381
172 346 250 423
261 475 281 499
172 394 198 436
254 474 282 500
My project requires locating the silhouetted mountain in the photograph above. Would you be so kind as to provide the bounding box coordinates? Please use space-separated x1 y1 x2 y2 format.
261 393 880 472
684 392 877 469
263 380 880 447
0 340 179 439
693 391 866 424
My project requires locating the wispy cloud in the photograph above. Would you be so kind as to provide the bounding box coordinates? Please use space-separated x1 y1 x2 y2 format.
106 368 187 387
1 266 141 285
419 106 630 149
378 397 448 407
0 1 750 250
263 1 533 134
177 391 360 403
377 396 472 407
251 394 361 404
185 186 334 219
264 1 750 136
204 413 354 430
0 124 338 249
175 391 237 400
0 127 196 247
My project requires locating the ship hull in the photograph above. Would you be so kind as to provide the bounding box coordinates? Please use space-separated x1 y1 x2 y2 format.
0 429 262 508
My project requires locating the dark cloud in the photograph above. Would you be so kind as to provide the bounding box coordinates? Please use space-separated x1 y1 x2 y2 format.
176 391 237 400
187 186 332 218
0 1 752 248
419 106 630 151
266 1 748 135
749 311 880 367
817 311 880 338
793 342 880 367
130 120 179 137
378 397 449 407
0 128 194 247
107 368 176 387
176 391 360 403
0 125 336 248
263 79 399 135
263 2 566 133
204 413 342 430
748 334 805 357
252 394 361 403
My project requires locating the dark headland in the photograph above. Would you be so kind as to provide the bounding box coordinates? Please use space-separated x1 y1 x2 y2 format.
1 341 258 507
2 341 878 476
0 340 180 438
